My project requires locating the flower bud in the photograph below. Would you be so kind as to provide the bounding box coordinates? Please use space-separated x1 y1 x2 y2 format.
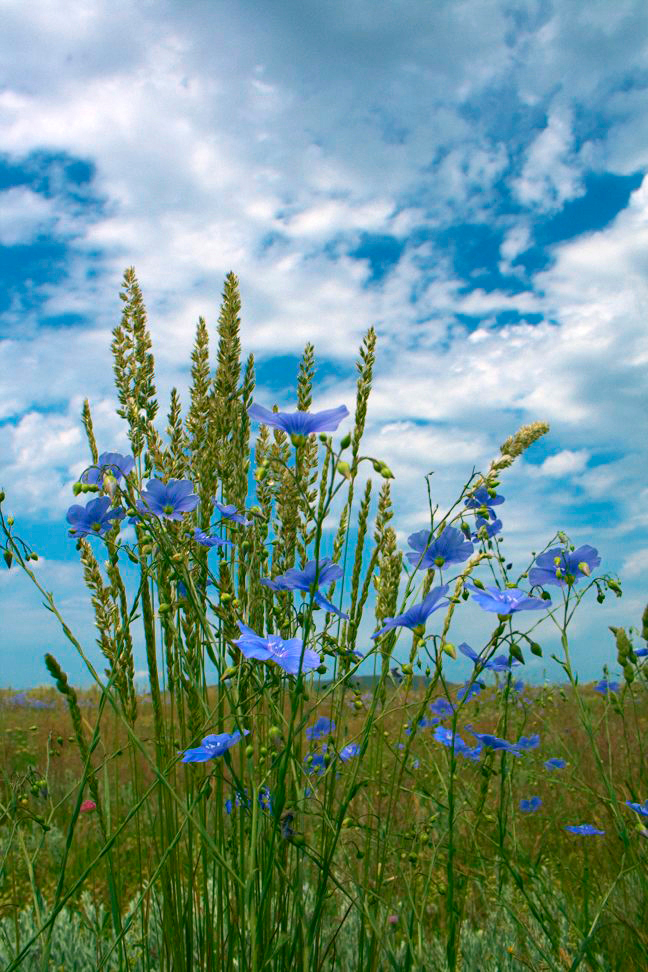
509 643 524 664
471 578 485 590
3 551 12 569
441 641 456 659
336 461 352 481
7 516 14 527
72 482 83 496
221 666 238 682
607 579 622 596
245 745 254 758
268 726 282 742
380 465 394 479
316 664 327 674
340 433 351 449
530 642 543 657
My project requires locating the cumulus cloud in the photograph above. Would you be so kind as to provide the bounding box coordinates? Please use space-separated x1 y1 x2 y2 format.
0 0 646 684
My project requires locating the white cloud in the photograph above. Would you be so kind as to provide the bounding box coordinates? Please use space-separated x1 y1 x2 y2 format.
0 0 646 683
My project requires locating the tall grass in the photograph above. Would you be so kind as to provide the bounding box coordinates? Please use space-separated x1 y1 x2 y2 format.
1 268 647 971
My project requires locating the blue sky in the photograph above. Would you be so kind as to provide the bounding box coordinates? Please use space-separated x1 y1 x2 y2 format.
1 0 647 689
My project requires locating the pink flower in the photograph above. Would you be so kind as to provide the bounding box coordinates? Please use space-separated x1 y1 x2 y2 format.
387 915 399 926
80 800 96 813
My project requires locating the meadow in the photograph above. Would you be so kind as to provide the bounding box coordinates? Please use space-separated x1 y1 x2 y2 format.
0 268 646 971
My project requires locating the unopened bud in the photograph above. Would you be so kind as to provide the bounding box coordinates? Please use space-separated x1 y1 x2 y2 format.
441 641 456 659
380 465 394 479
7 516 14 527
530 642 543 657
157 603 172 614
73 482 83 496
340 433 351 449
608 579 622 596
221 666 238 682
316 664 327 674
509 643 524 664
336 461 352 481
471 578 485 590
577 561 591 576
3 551 12 569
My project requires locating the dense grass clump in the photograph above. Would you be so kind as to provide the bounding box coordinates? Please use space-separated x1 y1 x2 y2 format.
1 269 646 971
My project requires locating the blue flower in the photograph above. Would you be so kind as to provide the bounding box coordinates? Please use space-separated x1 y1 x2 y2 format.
192 527 234 550
67 495 126 538
79 451 136 487
261 558 349 620
305 717 335 739
528 544 601 589
516 734 540 751
429 697 455 718
371 584 450 639
457 680 484 702
595 678 620 695
469 730 522 756
232 621 321 675
406 525 473 571
180 729 249 763
247 403 349 439
458 642 522 673
565 824 605 836
129 478 200 523
464 487 505 521
626 800 648 818
545 758 567 770
471 517 503 541
213 500 252 526
520 796 542 814
305 745 329 775
405 717 439 735
339 743 361 762
464 582 550 614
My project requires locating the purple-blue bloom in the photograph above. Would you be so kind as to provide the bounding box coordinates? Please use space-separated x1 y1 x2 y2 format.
192 527 234 550
595 678 620 695
67 495 126 538
80 451 136 487
520 796 542 814
464 487 505 521
305 717 335 739
626 800 648 818
565 824 605 836
464 582 550 614
405 717 439 735
471 517 503 541
516 734 541 751
469 730 522 756
406 525 474 571
371 584 450 639
247 403 349 437
213 500 252 526
180 729 249 763
458 642 522 673
528 544 601 589
232 621 321 675
261 558 349 620
429 697 455 717
339 743 361 762
128 478 200 523
545 758 567 770
457 680 484 702
305 745 329 775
